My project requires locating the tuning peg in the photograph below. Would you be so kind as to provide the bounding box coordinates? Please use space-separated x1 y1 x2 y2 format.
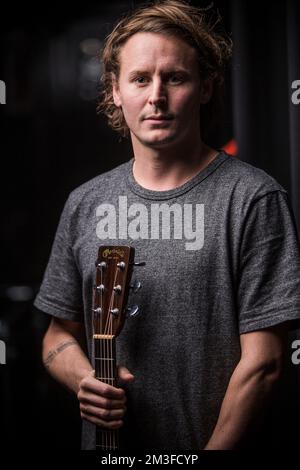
126 305 140 318
96 261 107 269
92 307 102 315
94 284 105 292
130 280 142 293
130 261 146 267
117 261 126 270
110 308 119 316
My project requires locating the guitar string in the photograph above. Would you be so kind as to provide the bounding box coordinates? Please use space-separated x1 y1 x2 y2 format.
98 264 110 450
110 267 119 450
93 268 100 449
97 257 126 450
107 266 118 450
102 264 109 450
102 265 109 450
95 262 110 450
103 263 118 450
95 265 100 449
100 264 105 449
95 267 99 448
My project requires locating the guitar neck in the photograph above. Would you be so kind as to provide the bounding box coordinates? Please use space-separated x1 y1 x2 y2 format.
92 245 137 451
94 336 119 451
94 335 117 384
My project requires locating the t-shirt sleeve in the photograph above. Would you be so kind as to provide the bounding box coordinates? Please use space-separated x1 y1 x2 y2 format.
238 190 300 333
34 195 83 322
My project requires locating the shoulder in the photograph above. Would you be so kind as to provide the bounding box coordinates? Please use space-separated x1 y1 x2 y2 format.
220 153 287 201
65 160 132 212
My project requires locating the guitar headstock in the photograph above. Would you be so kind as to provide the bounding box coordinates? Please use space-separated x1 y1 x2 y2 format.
93 246 136 339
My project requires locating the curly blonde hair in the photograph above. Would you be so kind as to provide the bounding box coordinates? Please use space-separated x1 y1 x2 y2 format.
97 0 232 140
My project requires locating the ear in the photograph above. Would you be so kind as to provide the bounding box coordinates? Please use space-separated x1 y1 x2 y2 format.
200 79 213 104
112 73 122 107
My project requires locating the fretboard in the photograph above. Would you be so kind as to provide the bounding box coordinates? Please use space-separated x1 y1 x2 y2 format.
94 336 119 451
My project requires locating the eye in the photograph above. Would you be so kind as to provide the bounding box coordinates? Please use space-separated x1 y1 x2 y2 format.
133 76 149 85
168 74 185 84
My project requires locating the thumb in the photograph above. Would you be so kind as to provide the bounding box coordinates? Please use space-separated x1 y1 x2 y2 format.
117 365 135 383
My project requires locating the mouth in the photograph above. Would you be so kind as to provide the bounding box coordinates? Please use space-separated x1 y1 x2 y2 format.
145 115 173 121
144 115 173 124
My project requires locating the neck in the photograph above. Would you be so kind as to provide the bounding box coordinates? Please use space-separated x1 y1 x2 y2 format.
131 134 218 191
94 336 117 385
94 336 119 450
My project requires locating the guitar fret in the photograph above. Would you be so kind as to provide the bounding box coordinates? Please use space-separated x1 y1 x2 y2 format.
94 357 115 360
96 445 118 450
96 377 115 381
93 334 115 340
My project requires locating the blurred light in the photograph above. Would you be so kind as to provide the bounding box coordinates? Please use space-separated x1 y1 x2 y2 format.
223 139 238 156
78 38 103 101
5 285 34 302
79 38 102 56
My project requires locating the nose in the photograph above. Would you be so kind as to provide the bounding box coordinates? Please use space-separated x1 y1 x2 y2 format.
148 79 167 109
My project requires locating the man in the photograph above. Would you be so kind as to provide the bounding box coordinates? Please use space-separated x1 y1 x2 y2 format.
34 0 300 450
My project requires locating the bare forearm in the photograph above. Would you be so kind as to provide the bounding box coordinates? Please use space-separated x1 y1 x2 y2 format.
204 360 280 450
43 323 93 394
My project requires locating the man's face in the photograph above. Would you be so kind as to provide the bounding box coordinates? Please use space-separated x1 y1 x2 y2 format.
112 32 212 149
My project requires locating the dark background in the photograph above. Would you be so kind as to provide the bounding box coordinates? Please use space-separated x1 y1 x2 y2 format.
0 0 300 451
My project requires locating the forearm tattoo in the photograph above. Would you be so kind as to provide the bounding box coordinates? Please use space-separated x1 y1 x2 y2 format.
44 340 78 368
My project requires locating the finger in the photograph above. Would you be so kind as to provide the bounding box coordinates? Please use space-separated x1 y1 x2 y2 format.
80 403 126 421
79 392 126 409
81 411 124 430
80 376 125 399
117 365 135 383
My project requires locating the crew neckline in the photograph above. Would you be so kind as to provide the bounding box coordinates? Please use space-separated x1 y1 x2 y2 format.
126 150 229 200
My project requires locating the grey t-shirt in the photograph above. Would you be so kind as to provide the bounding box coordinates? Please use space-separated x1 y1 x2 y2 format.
34 151 300 450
